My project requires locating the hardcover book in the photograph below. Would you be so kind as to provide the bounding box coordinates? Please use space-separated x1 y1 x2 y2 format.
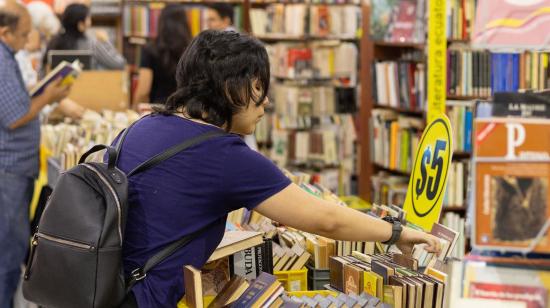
473 118 550 253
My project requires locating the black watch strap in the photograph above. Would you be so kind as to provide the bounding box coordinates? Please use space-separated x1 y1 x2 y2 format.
381 217 402 246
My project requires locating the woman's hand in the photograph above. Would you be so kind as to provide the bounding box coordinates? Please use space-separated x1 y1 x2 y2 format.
396 227 441 256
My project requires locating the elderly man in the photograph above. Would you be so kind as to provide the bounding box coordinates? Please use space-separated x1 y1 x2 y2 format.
0 1 70 306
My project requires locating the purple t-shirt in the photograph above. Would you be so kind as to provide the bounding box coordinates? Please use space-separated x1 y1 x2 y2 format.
115 115 291 307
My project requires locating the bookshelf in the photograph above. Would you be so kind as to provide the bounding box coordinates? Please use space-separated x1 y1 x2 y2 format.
358 3 428 202
251 1 362 195
359 2 474 260
121 0 252 65
90 0 124 51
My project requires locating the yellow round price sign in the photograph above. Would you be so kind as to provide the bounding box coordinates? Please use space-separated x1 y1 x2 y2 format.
403 115 453 231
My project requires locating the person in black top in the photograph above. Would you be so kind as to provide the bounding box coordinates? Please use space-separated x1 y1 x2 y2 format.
133 4 192 108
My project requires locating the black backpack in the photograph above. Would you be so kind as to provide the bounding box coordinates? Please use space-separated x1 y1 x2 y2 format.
22 121 225 308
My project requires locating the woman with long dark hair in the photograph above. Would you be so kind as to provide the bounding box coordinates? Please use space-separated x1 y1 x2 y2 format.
133 4 192 107
115 30 441 307
44 3 125 70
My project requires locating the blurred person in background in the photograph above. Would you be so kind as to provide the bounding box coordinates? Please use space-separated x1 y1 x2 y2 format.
132 4 192 110
44 3 125 70
16 1 85 120
205 3 235 32
0 2 71 306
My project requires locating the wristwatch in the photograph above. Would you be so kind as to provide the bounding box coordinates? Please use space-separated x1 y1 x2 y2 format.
381 216 403 246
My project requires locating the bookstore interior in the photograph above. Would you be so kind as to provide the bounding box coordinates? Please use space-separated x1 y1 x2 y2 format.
2 0 550 307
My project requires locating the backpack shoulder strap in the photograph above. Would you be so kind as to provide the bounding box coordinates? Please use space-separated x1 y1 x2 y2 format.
126 218 223 292
114 116 149 166
127 130 226 177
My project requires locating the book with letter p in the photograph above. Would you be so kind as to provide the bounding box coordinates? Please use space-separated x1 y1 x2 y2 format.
30 60 82 98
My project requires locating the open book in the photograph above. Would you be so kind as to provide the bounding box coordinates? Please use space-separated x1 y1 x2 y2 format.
30 60 82 98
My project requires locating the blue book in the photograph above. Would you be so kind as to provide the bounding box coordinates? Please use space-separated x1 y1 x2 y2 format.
491 53 498 93
232 272 279 308
507 53 514 91
464 110 473 152
506 53 514 92
500 53 507 92
512 53 520 92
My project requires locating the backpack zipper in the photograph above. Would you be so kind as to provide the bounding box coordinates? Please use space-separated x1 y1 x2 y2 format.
36 232 94 250
82 164 123 246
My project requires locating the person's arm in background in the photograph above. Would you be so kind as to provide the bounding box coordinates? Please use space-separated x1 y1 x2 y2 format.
57 98 86 119
8 78 70 129
133 67 153 107
91 30 126 70
255 183 441 255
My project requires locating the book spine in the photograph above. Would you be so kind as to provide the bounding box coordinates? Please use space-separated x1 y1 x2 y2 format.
464 109 472 152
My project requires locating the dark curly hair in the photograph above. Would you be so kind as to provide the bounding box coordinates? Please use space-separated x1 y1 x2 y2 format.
159 30 270 131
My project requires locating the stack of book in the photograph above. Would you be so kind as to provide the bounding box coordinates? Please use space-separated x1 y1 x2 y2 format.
272 83 357 118
412 222 460 268
329 252 446 308
370 0 426 44
370 110 424 173
123 4 243 38
282 292 383 307
41 110 139 170
441 213 465 260
370 173 409 207
372 60 426 111
447 47 491 97
272 241 312 272
123 3 163 37
446 0 476 41
447 48 550 96
446 101 474 153
267 42 358 86
462 253 550 307
443 161 469 209
250 4 361 38
269 114 356 194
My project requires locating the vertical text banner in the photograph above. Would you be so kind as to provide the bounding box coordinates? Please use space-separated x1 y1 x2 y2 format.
427 0 447 122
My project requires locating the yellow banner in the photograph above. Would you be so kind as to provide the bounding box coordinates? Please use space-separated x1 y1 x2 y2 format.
403 115 453 231
427 0 447 122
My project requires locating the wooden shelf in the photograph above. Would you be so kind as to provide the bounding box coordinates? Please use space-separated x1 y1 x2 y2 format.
453 151 471 159
251 1 360 5
124 34 152 39
256 34 359 42
124 0 245 3
373 41 425 49
373 163 411 177
91 13 120 19
373 104 424 117
447 94 491 100
447 38 470 44
442 206 467 213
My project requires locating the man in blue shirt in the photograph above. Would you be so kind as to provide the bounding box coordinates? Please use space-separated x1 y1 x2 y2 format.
0 2 70 306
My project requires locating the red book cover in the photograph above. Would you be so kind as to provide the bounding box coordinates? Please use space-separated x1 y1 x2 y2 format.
287 48 312 77
469 282 548 308
407 63 416 110
390 0 416 43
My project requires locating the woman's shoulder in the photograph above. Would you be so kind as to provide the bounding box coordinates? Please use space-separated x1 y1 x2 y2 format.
135 114 243 145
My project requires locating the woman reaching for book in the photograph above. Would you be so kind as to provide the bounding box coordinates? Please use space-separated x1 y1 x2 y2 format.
115 30 441 308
